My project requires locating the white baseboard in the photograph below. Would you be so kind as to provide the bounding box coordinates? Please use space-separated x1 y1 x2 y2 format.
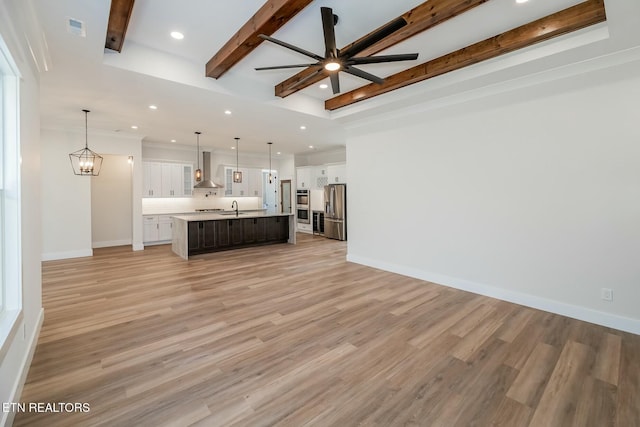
41 249 93 261
347 254 640 336
132 243 144 251
1 308 44 427
142 240 171 247
92 239 132 248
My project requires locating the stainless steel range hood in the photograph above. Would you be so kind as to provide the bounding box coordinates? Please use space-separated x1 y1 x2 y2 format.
194 151 224 189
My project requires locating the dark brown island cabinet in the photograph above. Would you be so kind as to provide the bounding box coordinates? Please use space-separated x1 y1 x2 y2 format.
172 213 294 259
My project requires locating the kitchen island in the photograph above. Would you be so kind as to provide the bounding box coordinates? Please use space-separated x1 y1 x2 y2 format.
171 211 295 259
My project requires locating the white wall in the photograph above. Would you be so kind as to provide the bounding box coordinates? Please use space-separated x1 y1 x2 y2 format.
295 147 346 166
41 129 143 260
347 58 640 334
0 0 44 425
91 155 133 248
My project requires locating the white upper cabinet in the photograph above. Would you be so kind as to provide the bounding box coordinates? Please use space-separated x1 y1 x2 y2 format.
143 161 193 198
225 166 263 197
249 168 263 197
297 163 346 189
182 164 193 196
312 166 328 190
161 163 182 197
143 162 162 197
327 163 347 184
296 166 312 189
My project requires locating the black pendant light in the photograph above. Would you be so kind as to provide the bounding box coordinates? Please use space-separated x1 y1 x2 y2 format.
267 142 273 184
194 131 202 182
233 137 242 183
69 109 103 176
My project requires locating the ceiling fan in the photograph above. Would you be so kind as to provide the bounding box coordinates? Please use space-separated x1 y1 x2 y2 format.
255 7 419 94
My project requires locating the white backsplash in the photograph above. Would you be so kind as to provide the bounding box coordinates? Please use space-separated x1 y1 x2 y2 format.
142 193 263 215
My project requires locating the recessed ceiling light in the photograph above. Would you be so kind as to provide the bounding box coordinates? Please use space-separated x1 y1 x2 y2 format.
170 139 176 143
149 105 158 110
131 125 138 129
170 31 184 40
224 110 232 115
276 151 281 155
300 125 306 130
231 146 235 150
515 0 529 3
319 83 328 89
309 145 314 149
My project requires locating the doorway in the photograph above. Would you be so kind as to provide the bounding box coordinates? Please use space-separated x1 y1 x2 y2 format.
280 180 292 213
91 154 133 248
263 171 279 210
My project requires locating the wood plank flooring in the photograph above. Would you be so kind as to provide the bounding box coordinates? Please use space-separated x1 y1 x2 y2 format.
15 233 640 426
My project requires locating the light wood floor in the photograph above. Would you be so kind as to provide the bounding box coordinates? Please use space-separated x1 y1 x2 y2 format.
16 233 640 426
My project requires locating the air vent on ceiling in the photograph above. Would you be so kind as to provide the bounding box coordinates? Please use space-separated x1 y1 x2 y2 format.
67 17 86 37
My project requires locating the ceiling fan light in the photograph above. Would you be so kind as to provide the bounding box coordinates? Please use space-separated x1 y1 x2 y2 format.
324 61 341 71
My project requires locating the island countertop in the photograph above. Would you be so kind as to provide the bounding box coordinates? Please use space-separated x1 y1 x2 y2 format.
171 212 295 259
172 211 293 222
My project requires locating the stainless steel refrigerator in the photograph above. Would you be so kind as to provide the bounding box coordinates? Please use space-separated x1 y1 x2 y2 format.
324 184 346 240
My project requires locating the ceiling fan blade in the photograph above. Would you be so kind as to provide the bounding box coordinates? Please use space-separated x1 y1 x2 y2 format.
340 17 407 59
255 63 319 71
258 34 324 61
290 67 326 90
321 7 338 59
344 66 384 85
329 72 340 94
348 53 418 65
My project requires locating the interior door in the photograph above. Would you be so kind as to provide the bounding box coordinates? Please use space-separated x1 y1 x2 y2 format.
263 171 278 209
280 180 291 213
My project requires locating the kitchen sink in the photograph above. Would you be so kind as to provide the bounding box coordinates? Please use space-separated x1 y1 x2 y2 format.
218 212 246 216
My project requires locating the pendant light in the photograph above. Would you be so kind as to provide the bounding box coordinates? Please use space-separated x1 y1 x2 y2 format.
233 137 242 183
267 142 273 184
69 109 103 176
194 131 202 182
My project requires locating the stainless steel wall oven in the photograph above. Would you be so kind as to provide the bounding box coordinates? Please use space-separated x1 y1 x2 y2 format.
296 189 309 206
296 189 310 224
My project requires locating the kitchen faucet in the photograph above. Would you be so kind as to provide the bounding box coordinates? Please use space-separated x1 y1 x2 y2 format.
231 200 238 217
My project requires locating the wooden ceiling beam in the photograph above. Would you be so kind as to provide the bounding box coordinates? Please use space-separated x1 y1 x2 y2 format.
325 0 606 111
105 0 136 52
275 0 490 98
206 0 314 79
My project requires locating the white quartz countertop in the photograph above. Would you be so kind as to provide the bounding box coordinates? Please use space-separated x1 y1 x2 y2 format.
172 211 294 221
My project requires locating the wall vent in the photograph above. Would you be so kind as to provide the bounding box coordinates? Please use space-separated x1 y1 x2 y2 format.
67 17 86 37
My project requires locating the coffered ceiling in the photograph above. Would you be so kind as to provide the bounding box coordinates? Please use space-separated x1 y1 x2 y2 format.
32 0 616 155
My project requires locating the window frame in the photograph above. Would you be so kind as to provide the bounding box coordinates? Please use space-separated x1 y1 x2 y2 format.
0 33 23 361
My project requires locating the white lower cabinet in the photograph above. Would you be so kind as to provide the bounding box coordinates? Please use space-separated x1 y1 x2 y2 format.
143 215 174 244
158 216 173 241
297 222 313 233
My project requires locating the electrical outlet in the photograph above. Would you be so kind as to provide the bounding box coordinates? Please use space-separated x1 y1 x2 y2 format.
601 288 613 302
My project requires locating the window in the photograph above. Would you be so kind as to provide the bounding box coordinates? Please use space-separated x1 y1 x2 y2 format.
0 33 21 352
